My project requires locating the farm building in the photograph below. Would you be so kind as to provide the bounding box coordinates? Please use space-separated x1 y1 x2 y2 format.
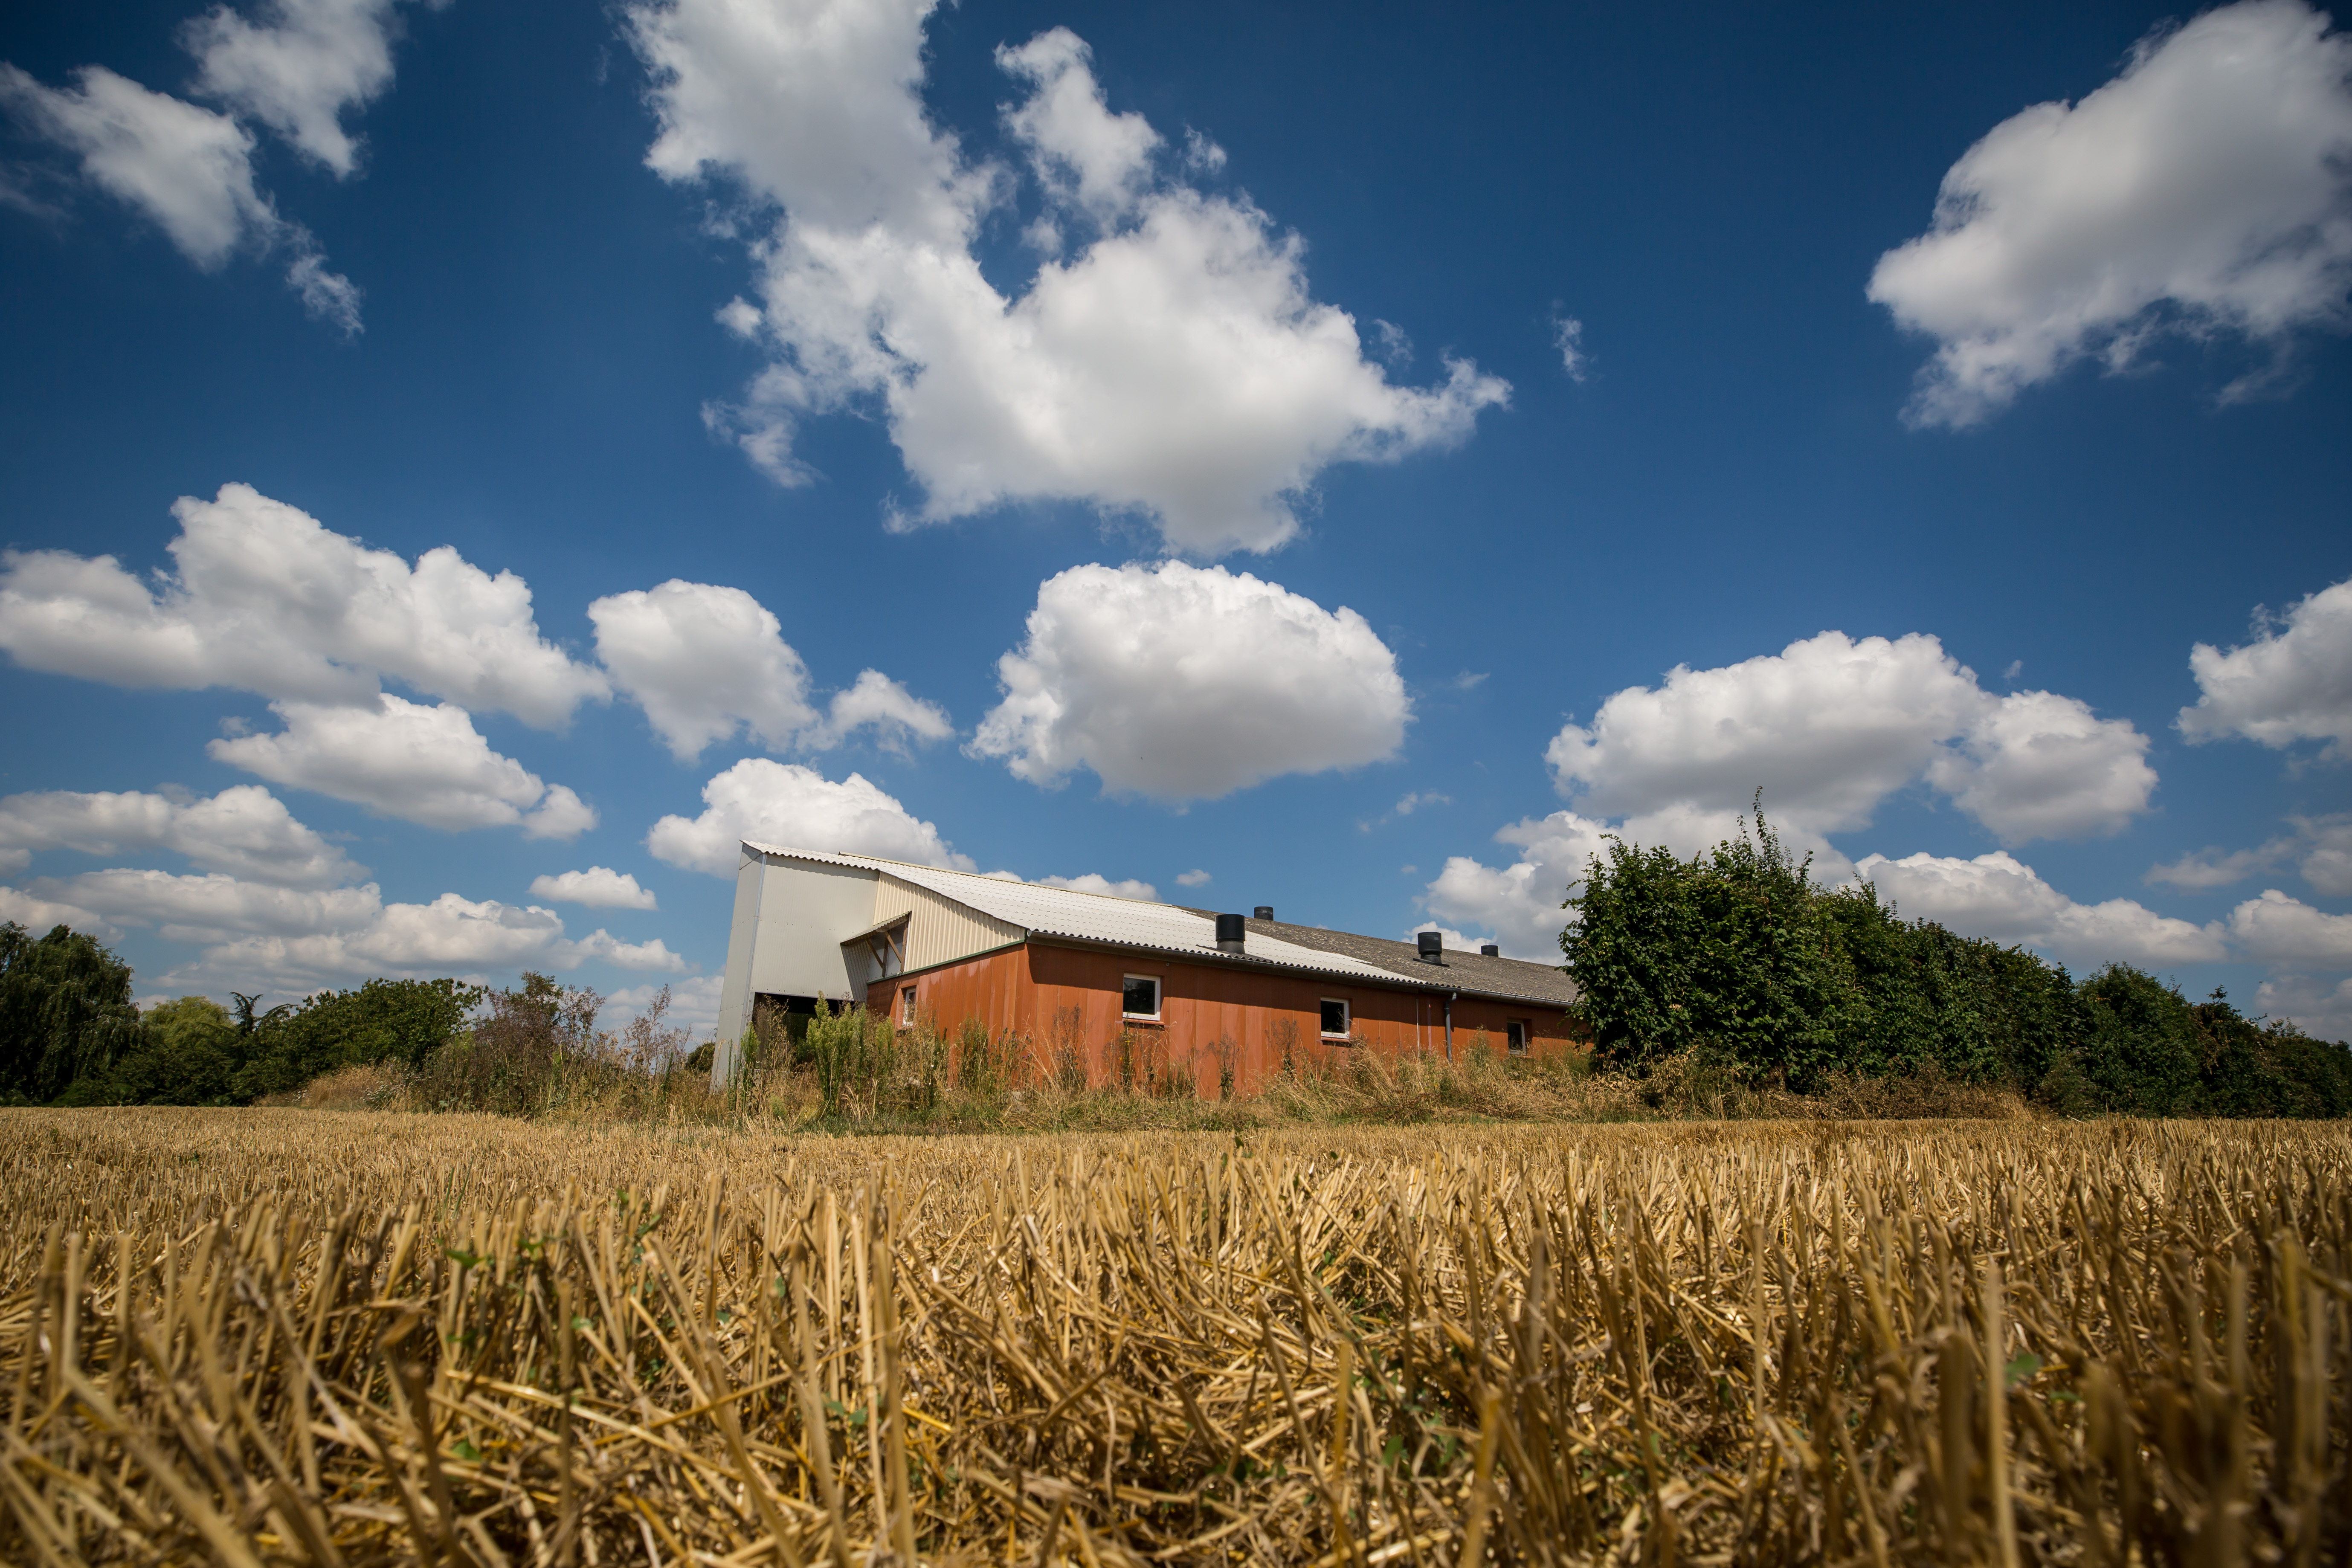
710 842 1581 1093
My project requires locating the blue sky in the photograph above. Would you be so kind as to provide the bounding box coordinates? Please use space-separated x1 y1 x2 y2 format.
2 0 2348 1038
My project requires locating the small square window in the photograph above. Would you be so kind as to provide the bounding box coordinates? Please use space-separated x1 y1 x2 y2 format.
1122 975 1161 1020
1320 998 1350 1038
899 985 917 1027
1506 1019 1529 1055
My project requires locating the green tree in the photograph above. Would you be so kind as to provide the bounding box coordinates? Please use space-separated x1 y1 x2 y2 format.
234 977 484 1099
0 923 146 1104
1557 796 2352 1117
1563 801 1854 1086
104 995 241 1104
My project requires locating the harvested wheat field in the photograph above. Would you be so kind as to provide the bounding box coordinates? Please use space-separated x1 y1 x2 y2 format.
3 1110 2350 1565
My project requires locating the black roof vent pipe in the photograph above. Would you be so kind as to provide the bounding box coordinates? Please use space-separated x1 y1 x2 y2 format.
1215 913 1247 954
1417 930 1445 964
1481 943 1500 957
1253 905 1274 921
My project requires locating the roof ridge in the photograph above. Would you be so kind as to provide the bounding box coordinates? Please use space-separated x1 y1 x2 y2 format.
745 842 1180 909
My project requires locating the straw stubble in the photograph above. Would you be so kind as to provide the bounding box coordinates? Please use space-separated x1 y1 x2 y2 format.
1 1109 2349 1563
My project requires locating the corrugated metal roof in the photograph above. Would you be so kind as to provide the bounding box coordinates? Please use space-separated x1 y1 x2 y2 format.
1242 918 1579 1009
742 842 1434 988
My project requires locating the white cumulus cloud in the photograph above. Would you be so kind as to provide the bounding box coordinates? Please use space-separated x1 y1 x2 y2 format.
2256 973 2352 1041
0 64 270 267
2146 838 2297 890
589 579 948 759
132 877 691 995
183 0 408 178
970 561 1408 800
0 884 111 936
33 868 382 941
812 669 952 752
998 29 1159 221
1547 630 2154 846
1869 0 2352 426
2227 887 2352 967
530 866 659 910
2297 814 2352 895
0 64 361 329
1429 631 2158 963
1175 868 1211 887
590 579 817 759
0 783 360 886
210 696 595 838
0 484 609 726
1422 809 1616 961
1854 850 2226 966
647 758 972 876
2178 575 2352 757
624 0 1507 554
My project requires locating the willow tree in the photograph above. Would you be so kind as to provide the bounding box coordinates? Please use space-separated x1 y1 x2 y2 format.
0 922 145 1104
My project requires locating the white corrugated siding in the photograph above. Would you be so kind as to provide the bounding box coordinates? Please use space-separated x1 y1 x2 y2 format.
873 874 1024 972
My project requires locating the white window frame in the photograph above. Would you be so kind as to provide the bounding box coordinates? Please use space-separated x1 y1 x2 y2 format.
1506 1019 1530 1056
1121 974 1162 1022
1320 997 1351 1040
899 985 917 1027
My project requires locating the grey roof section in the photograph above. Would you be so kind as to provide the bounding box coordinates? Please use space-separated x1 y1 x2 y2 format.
1240 918 1579 1009
740 843 1428 989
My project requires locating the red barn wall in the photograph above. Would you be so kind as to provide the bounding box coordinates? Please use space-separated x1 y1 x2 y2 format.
865 940 1578 1095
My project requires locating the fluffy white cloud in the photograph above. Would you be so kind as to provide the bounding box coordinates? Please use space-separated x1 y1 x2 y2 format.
1547 630 2154 846
2297 814 2352 896
589 579 948 760
2227 887 2352 967
0 65 360 328
0 485 609 725
971 561 1408 800
2146 837 2295 890
1421 809 1616 960
530 866 658 910
127 876 693 994
0 64 268 266
647 758 972 876
625 1 1507 554
210 696 595 838
0 783 360 886
813 669 952 751
1175 868 1212 887
589 580 815 759
1869 0 2352 426
1855 850 2226 966
0 884 110 936
2256 973 2352 1041
2145 814 2352 894
183 0 406 177
1923 688 2157 843
998 29 1159 221
35 868 381 941
572 929 690 972
2178 576 2352 756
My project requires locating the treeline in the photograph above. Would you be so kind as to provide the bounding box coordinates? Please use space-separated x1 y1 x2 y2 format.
0 921 480 1106
1563 809 2352 1117
0 921 705 1113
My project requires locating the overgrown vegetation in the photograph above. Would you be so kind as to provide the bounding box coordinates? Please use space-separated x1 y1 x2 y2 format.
1565 801 2352 1116
7 1112 2352 1563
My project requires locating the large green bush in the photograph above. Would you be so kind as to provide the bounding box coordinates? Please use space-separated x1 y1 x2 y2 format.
1561 805 2352 1116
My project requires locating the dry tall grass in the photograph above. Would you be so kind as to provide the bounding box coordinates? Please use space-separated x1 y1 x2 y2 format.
3 1109 2348 1564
